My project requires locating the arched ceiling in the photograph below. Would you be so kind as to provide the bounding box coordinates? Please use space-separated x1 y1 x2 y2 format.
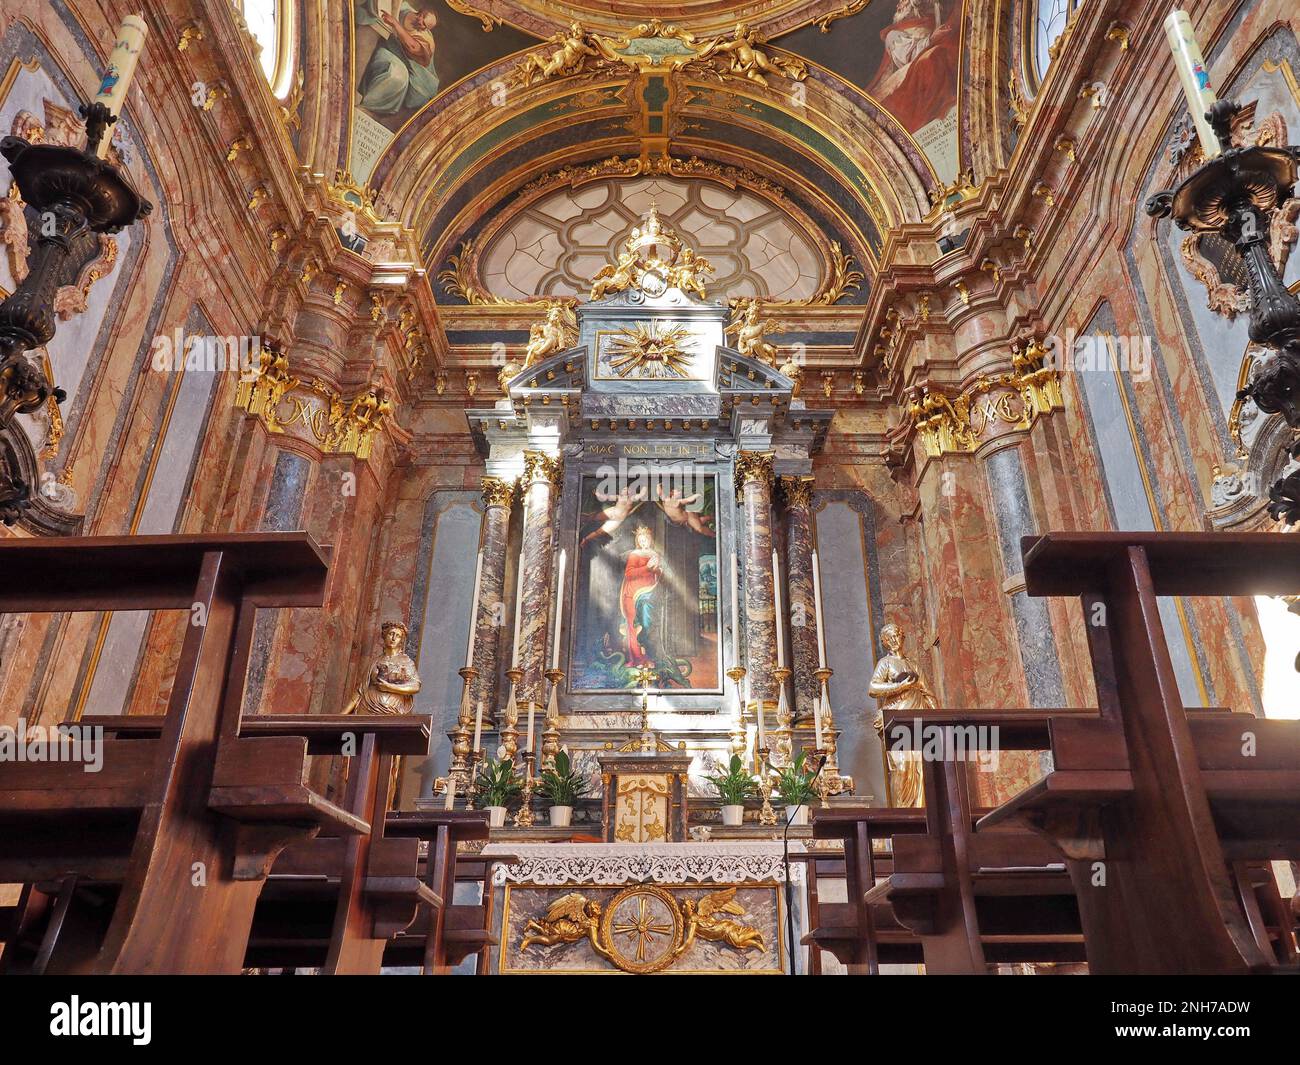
308 0 1031 364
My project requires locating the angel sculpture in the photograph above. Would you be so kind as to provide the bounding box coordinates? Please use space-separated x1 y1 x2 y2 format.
520 892 603 952
667 247 714 300
523 302 576 367
515 23 600 86
589 249 639 301
700 23 807 87
681 887 767 952
725 299 781 366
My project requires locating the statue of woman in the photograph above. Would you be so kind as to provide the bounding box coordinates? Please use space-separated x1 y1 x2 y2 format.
343 620 421 715
867 622 934 807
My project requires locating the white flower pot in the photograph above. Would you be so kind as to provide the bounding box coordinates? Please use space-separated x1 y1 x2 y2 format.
486 805 507 828
549 805 573 828
785 804 809 826
721 804 745 827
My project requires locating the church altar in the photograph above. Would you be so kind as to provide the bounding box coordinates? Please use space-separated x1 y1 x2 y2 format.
480 842 815 975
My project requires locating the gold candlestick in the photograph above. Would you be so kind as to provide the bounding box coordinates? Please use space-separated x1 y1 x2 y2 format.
542 667 564 770
726 664 748 759
813 666 848 795
513 751 536 827
501 666 523 762
756 748 778 826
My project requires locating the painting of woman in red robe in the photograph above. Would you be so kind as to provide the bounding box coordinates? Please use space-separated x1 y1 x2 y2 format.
864 0 961 133
620 525 661 668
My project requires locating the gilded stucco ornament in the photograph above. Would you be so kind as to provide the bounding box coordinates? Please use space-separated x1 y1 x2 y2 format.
519 885 765 973
724 299 781 366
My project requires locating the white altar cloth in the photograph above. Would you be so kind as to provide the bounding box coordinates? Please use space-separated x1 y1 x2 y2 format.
481 841 808 887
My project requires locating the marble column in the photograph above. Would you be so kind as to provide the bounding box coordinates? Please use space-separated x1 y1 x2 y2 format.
471 475 515 728
518 450 563 708
736 451 777 704
779 475 819 724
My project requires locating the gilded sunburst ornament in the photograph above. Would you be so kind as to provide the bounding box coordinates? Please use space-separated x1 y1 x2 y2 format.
605 322 695 378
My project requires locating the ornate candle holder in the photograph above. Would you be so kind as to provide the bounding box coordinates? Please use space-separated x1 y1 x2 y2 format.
1146 100 1300 522
513 751 536 827
813 666 850 795
725 664 748 759
542 667 564 770
500 667 523 762
0 102 151 520
756 747 778 827
449 665 479 799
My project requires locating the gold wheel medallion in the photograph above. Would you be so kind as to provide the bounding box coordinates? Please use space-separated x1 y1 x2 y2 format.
598 885 684 974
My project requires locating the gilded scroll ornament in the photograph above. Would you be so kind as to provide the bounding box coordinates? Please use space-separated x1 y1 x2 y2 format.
510 20 805 89
520 885 766 973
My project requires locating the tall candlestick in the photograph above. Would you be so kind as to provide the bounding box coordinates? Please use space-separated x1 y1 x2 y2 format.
550 549 566 670
811 549 828 669
92 15 149 159
464 549 484 669
509 547 526 669
772 547 785 669
1164 10 1221 158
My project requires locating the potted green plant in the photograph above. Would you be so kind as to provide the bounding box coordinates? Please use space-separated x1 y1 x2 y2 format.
537 749 590 827
772 750 817 826
708 754 757 826
474 756 521 827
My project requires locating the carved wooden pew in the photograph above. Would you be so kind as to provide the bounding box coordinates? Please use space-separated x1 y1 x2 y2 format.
380 812 510 974
0 533 378 974
802 809 927 973
977 532 1300 974
872 710 1100 974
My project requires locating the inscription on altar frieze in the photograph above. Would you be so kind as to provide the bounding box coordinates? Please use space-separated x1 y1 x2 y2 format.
584 441 714 460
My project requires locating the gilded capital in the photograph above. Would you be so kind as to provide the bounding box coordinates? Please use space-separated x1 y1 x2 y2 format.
481 475 516 509
779 475 815 510
522 449 564 488
733 450 775 503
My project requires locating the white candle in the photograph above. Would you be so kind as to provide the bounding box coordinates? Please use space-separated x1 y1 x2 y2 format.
443 773 456 810
473 694 485 753
464 549 484 669
526 702 536 754
752 675 765 750
92 15 148 158
813 690 825 749
811 549 828 669
772 548 785 669
730 552 741 664
509 549 526 669
550 549 566 670
1164 10 1221 158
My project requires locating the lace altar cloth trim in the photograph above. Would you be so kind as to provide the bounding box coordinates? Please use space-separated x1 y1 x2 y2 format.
482 842 807 886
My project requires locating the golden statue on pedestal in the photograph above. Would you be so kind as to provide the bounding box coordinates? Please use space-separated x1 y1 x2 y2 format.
868 622 933 808
343 620 421 716
725 299 781 366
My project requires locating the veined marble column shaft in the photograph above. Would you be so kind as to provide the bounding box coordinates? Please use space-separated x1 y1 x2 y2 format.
780 476 818 724
518 450 563 707
736 451 777 703
472 476 515 727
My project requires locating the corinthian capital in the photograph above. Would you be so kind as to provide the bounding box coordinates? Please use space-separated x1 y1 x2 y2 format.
733 450 774 503
481 475 516 509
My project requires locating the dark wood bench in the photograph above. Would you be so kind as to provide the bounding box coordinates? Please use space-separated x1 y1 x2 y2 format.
976 532 1300 973
0 533 399 974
